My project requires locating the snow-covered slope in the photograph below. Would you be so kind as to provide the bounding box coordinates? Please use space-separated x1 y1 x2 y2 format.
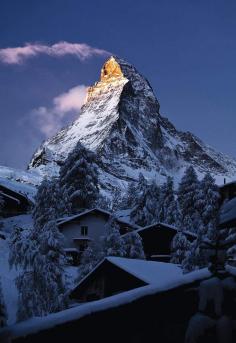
28 56 236 195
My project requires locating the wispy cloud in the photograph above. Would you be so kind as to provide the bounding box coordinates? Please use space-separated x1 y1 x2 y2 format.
30 85 88 137
0 41 110 64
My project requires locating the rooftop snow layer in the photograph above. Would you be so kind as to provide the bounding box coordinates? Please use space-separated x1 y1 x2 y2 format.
106 257 182 285
2 266 212 339
0 177 37 202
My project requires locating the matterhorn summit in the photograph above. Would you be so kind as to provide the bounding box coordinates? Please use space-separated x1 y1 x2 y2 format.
28 56 236 195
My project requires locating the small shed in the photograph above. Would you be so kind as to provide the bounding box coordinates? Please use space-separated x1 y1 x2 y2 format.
70 257 182 303
136 223 196 262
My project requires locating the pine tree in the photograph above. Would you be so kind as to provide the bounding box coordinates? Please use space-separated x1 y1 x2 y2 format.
158 177 181 226
9 180 66 320
59 142 99 214
0 279 7 327
196 173 220 227
182 225 208 273
170 230 191 264
178 166 201 232
125 180 138 209
79 243 103 281
9 221 67 320
101 216 126 257
123 231 145 259
112 187 123 211
130 178 160 226
32 178 58 229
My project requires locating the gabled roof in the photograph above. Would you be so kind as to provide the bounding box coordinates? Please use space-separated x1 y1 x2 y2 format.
72 257 183 293
57 208 139 230
136 222 197 238
0 190 20 204
3 263 215 340
105 257 182 285
0 177 35 204
219 181 236 189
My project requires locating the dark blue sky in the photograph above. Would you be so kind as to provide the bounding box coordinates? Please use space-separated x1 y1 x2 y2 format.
0 0 236 169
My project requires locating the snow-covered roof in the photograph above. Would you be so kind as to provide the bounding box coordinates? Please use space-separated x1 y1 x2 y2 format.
106 257 182 285
0 190 20 204
219 197 236 227
219 181 236 189
2 267 212 339
136 222 197 238
57 208 139 229
0 177 36 203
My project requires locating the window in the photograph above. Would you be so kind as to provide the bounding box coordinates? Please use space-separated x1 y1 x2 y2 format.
81 225 88 236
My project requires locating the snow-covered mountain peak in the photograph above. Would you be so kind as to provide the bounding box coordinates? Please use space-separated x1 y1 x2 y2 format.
28 56 236 196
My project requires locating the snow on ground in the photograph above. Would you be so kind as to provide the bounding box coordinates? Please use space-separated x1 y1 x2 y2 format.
0 238 18 325
2 266 211 339
0 214 33 234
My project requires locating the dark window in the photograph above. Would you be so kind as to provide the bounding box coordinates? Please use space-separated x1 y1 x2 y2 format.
79 243 87 252
81 226 88 236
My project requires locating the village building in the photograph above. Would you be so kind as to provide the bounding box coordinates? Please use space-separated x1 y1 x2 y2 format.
70 257 182 303
5 265 236 343
135 223 196 262
57 208 139 264
0 181 33 218
219 180 236 204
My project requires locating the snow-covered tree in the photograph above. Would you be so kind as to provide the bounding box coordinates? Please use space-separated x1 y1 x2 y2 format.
10 200 66 319
32 178 58 230
79 243 103 281
130 178 160 226
101 216 126 257
123 231 145 259
196 173 220 227
178 166 201 232
59 142 99 214
9 221 67 321
170 230 191 264
158 177 181 226
182 226 208 273
125 180 138 209
112 187 124 211
0 279 7 327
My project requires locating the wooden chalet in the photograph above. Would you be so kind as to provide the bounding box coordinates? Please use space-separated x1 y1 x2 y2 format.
5 267 236 343
57 208 138 265
219 181 236 205
70 257 182 303
135 223 196 262
0 183 32 217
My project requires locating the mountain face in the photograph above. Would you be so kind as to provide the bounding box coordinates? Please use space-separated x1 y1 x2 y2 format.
28 56 236 196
